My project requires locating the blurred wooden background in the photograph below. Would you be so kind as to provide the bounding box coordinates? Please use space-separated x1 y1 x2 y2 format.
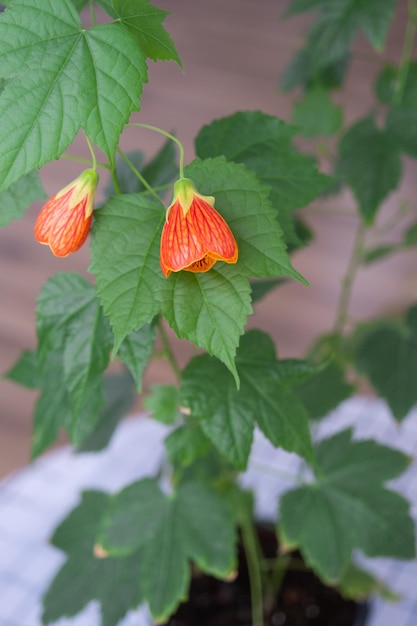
1 0 416 477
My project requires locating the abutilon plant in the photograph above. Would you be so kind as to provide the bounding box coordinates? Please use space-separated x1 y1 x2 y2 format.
160 177 238 277
34 168 98 257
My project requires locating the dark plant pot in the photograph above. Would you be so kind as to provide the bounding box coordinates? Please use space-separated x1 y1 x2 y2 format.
164 525 370 626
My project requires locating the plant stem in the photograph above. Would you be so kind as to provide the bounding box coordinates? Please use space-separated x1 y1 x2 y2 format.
85 135 97 170
241 517 264 626
62 154 109 170
156 318 181 380
127 123 185 179
333 220 366 336
394 0 417 104
116 147 163 205
111 168 122 194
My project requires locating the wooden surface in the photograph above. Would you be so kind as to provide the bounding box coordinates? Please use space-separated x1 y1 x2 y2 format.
1 0 416 477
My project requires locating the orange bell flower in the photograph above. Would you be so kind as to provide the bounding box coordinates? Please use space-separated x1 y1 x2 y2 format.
34 169 98 257
160 178 238 277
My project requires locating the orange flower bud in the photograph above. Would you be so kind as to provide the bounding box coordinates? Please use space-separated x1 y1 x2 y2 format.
34 169 98 257
160 178 238 277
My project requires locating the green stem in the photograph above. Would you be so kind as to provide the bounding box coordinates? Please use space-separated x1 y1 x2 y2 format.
116 147 163 205
111 168 122 194
62 153 109 170
156 318 181 380
241 517 264 626
85 135 97 170
127 123 185 179
394 0 417 104
333 220 366 336
89 0 97 26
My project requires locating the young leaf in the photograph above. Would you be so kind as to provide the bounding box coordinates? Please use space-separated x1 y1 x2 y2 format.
165 424 211 467
279 429 415 582
144 384 180 424
5 350 40 388
43 491 142 626
375 62 417 107
280 46 350 91
0 171 45 226
292 87 343 137
0 0 147 188
118 324 157 391
354 315 417 421
114 0 182 66
337 117 402 224
338 563 399 602
90 195 166 351
99 479 236 621
180 330 315 470
295 361 354 420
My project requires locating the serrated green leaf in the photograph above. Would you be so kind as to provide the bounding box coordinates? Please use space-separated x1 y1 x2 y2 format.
354 318 417 421
339 563 399 602
0 0 147 188
375 62 417 107
0 170 45 226
71 0 89 11
90 194 166 350
280 46 349 91
78 373 136 452
165 424 211 467
96 0 117 18
185 156 302 279
337 117 402 223
114 0 181 66
99 478 235 621
387 107 417 157
160 266 252 385
118 324 156 391
195 112 330 247
292 87 343 137
180 330 315 470
279 429 415 582
295 361 354 420
250 278 284 303
44 491 142 626
5 350 40 388
144 384 179 424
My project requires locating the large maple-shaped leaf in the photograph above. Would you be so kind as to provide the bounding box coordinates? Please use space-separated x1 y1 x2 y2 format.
43 491 142 626
36 273 113 419
279 429 414 582
98 478 236 621
114 0 181 66
180 330 315 470
337 117 402 224
287 0 395 69
195 112 330 245
0 0 147 190
354 308 417 421
295 361 354 421
89 194 166 351
0 170 45 226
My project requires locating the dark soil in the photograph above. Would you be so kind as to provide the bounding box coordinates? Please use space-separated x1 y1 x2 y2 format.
164 525 366 626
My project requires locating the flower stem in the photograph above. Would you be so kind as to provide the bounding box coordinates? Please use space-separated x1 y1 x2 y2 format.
394 0 417 104
333 220 366 336
116 147 163 205
85 135 97 170
127 123 185 179
241 516 264 626
62 154 109 170
156 318 181 380
111 168 122 194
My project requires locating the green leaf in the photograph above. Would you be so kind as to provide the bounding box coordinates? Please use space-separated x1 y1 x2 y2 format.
250 278 284 303
114 0 181 66
5 350 40 388
280 46 349 91
279 429 415 582
180 330 315 470
337 117 402 223
295 361 354 420
363 244 399 264
375 62 417 107
290 0 395 69
0 170 45 226
404 221 417 246
354 316 417 421
292 87 343 137
118 324 156 391
77 373 137 453
99 479 236 621
195 112 330 246
185 156 303 279
160 267 252 385
165 424 211 467
338 563 399 602
144 384 179 424
90 195 166 351
71 0 89 11
36 273 113 419
43 491 142 626
387 107 417 157
0 0 147 188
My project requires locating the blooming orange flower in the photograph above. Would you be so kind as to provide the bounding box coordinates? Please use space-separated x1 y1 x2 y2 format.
160 178 238 277
34 169 98 257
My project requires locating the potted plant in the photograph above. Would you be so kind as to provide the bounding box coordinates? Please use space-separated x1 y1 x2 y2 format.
3 0 417 625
